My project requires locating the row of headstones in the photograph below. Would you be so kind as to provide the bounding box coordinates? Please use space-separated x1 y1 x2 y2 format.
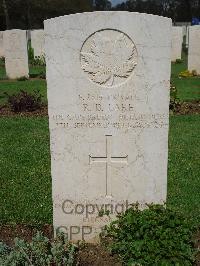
0 25 200 80
0 29 44 79
172 25 200 74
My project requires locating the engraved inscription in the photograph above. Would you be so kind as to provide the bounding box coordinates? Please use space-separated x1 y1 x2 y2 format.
89 135 128 197
80 29 137 87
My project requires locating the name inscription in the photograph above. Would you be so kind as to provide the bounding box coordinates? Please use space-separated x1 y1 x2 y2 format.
52 93 168 130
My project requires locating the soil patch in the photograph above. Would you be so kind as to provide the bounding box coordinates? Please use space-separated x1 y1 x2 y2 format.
175 100 200 115
0 224 53 246
0 106 48 117
76 244 122 266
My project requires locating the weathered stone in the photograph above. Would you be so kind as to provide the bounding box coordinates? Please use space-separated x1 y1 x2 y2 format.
171 26 183 62
4 29 29 79
0 31 4 57
45 12 172 242
188 25 200 74
31 30 45 58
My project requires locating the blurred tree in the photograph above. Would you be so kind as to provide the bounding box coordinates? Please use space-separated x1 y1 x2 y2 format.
2 0 10 29
113 0 199 22
0 0 199 30
0 0 93 30
95 0 112 10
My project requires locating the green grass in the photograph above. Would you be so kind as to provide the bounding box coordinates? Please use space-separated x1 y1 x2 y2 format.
171 52 200 102
0 117 52 224
29 65 45 76
0 115 199 226
168 115 200 226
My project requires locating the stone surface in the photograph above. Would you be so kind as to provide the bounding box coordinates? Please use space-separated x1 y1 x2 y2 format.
31 29 45 57
27 30 31 41
188 25 200 74
0 31 4 57
171 26 183 61
3 29 29 79
186 26 189 48
45 11 172 242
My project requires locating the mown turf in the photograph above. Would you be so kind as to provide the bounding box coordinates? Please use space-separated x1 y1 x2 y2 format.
168 115 200 226
171 52 200 102
0 117 52 224
0 115 199 226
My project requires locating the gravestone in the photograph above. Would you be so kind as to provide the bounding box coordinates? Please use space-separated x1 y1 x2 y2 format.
45 12 172 242
186 26 189 48
0 31 4 57
27 30 31 41
188 25 200 74
31 30 45 58
3 29 29 79
171 26 183 62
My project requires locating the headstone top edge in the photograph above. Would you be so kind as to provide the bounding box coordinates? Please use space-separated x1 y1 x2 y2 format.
4 29 27 33
44 11 172 25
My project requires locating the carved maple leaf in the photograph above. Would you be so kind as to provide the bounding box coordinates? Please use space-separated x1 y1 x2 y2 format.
81 31 137 87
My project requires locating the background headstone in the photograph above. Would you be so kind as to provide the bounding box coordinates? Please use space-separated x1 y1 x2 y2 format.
31 29 45 58
186 26 189 48
188 25 200 74
0 31 4 57
45 12 172 242
27 30 31 41
171 26 183 62
174 22 191 37
3 29 29 79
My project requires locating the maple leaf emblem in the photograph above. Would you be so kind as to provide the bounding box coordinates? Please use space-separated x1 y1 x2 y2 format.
81 30 137 87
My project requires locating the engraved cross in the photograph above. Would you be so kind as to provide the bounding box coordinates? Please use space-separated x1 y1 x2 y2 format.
89 135 128 197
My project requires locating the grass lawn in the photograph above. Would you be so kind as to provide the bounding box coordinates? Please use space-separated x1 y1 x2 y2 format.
171 52 200 102
0 115 200 227
0 118 52 225
168 115 200 226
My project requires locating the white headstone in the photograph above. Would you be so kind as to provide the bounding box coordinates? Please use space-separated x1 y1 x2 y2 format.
0 31 4 57
182 25 187 37
27 30 31 41
188 25 200 74
31 30 45 58
171 26 183 62
45 12 171 242
186 26 189 48
3 29 29 79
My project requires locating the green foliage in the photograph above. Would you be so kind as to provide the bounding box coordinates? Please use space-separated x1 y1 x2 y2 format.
28 46 34 63
170 84 181 113
31 55 46 67
5 90 44 112
0 232 76 266
30 71 46 79
102 204 196 265
28 45 46 67
0 57 5 66
179 69 199 78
